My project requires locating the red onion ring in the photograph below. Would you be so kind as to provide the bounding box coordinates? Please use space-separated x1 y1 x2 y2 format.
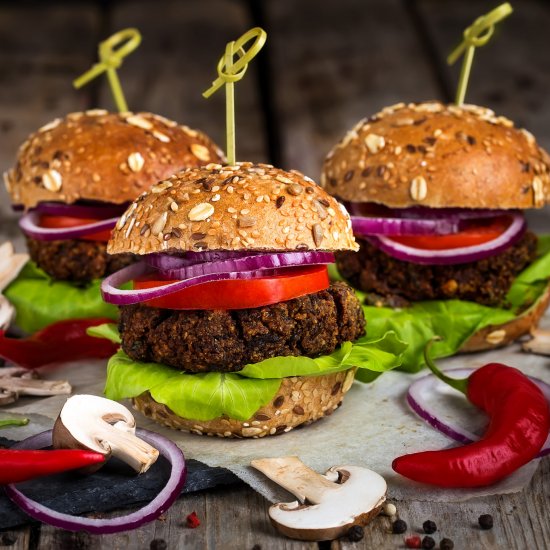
19 211 118 241
102 252 334 305
407 368 550 458
367 213 526 265
351 216 459 236
35 202 129 219
5 428 186 534
146 250 256 271
157 251 334 280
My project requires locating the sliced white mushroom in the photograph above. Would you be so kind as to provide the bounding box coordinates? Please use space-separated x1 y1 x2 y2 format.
52 395 159 474
251 456 387 541
0 242 29 292
522 329 550 356
0 295 15 330
0 367 71 405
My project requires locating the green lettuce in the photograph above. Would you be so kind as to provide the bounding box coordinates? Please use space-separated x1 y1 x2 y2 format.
4 262 119 333
329 234 550 373
101 327 407 421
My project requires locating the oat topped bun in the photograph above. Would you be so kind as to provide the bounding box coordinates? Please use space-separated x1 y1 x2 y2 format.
108 162 358 255
322 101 550 209
5 110 225 208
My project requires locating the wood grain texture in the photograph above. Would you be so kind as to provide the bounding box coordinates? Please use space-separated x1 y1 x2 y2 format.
102 0 268 163
0 4 100 248
264 0 441 179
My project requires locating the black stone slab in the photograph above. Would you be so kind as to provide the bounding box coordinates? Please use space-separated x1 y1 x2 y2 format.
0 436 239 530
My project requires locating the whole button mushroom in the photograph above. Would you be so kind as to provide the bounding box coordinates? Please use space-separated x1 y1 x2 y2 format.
52 394 159 474
252 456 387 541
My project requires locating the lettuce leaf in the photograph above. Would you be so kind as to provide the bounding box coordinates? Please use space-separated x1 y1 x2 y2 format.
103 327 407 421
87 323 121 344
4 262 119 333
329 234 550 373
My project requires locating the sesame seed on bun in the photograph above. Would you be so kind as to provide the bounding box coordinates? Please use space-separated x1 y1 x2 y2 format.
108 162 358 255
322 101 550 209
4 110 225 208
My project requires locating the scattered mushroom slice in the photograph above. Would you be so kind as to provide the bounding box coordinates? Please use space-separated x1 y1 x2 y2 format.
0 367 71 406
251 456 387 541
52 395 159 474
0 295 15 330
522 329 550 356
0 242 29 292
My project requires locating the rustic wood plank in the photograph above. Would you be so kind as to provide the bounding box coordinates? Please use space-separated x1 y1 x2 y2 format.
0 527 32 550
0 3 100 248
264 0 441 179
334 458 550 550
102 0 268 162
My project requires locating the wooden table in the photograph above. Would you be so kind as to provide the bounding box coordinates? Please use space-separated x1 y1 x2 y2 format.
1 1 549 548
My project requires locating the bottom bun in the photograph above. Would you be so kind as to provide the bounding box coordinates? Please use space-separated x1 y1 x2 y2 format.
132 368 356 438
461 283 550 352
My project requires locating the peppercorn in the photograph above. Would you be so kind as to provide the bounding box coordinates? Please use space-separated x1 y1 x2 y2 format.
422 520 437 534
150 540 167 550
421 535 435 549
404 535 421 548
440 538 454 550
392 518 407 534
347 525 364 542
479 514 494 530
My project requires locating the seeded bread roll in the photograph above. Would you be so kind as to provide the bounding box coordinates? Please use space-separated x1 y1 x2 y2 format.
132 368 356 438
322 101 550 209
108 162 358 254
5 110 225 208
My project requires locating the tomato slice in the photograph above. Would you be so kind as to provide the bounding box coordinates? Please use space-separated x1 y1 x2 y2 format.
389 216 511 250
39 215 112 242
133 265 330 310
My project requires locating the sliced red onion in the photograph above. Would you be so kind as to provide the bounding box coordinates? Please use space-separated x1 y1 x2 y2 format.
351 216 459 237
102 256 331 306
146 250 255 271
35 202 128 219
157 251 334 280
407 368 550 458
367 213 526 265
5 428 186 534
19 211 117 241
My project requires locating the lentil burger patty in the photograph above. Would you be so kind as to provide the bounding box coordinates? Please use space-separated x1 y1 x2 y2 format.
26 236 134 283
119 281 365 373
336 232 537 307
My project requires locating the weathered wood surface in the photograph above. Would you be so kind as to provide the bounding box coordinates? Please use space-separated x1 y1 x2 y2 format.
0 0 550 548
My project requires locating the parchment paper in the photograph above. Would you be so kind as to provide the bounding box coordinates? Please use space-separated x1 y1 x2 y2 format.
2 320 549 504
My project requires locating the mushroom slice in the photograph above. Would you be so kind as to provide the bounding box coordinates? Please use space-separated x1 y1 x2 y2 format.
251 456 387 541
52 395 159 474
0 367 71 405
522 329 550 356
0 242 29 292
0 295 15 331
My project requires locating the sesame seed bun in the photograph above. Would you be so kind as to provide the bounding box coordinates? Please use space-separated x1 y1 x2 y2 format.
5 110 225 208
107 162 358 255
132 368 355 438
322 101 550 209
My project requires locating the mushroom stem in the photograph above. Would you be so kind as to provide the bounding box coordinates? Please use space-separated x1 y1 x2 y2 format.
252 456 337 504
523 329 550 356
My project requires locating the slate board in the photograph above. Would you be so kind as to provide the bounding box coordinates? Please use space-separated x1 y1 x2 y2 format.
0 436 239 530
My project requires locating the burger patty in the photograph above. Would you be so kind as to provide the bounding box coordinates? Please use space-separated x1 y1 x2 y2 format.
336 232 538 307
26 237 134 283
119 281 366 373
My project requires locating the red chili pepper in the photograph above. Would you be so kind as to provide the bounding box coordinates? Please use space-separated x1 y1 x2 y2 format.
392 339 550 488
0 318 118 369
186 511 201 528
0 448 105 484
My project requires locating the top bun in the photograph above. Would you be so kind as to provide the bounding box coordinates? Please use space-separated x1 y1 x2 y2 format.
322 101 550 209
108 162 358 255
4 110 225 208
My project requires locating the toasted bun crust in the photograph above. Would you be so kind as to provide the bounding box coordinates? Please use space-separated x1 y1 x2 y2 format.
461 282 550 352
108 162 358 254
5 110 225 208
132 368 356 438
322 102 550 209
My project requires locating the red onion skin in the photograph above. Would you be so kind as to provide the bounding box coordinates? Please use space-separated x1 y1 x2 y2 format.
5 429 186 534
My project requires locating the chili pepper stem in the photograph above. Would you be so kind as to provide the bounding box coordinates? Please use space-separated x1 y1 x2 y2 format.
423 337 468 394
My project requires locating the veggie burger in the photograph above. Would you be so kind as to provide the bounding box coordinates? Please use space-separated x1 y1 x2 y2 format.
322 101 550 352
4 109 223 331
100 161 380 438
